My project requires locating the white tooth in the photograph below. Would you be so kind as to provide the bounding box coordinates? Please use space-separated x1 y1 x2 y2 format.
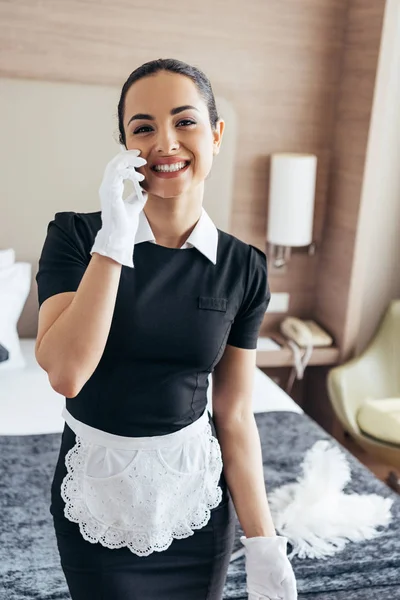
155 161 186 172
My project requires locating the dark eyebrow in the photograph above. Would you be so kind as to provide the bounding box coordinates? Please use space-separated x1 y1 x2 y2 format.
127 105 199 127
171 105 199 116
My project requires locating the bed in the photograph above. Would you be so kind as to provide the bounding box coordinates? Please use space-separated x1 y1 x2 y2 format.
1 339 400 600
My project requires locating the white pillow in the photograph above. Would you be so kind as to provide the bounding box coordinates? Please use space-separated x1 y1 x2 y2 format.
0 248 15 269
0 262 31 370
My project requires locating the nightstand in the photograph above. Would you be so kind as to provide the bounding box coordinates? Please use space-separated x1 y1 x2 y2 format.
256 333 340 368
256 333 341 430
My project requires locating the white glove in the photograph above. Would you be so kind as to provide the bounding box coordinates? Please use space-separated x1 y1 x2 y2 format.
240 535 298 600
90 148 147 268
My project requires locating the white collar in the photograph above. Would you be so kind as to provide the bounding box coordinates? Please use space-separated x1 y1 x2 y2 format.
135 207 218 265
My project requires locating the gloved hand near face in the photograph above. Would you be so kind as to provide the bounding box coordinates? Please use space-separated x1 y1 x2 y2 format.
91 148 147 268
240 535 298 600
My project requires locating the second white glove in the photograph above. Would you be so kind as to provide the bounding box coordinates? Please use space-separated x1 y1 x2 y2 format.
90 148 147 268
240 535 298 600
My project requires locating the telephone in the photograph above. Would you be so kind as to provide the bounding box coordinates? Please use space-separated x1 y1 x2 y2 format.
280 317 333 348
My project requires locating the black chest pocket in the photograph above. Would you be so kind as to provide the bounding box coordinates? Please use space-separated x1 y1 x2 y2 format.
198 296 227 312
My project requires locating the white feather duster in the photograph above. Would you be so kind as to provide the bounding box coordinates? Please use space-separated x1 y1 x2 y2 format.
267 440 394 560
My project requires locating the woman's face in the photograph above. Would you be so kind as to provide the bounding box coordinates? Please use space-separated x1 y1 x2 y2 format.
122 71 224 199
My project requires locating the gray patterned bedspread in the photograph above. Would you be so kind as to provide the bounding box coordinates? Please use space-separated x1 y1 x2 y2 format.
1 410 399 599
224 411 400 600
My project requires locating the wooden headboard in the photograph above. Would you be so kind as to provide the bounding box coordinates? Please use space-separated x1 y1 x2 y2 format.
0 77 237 337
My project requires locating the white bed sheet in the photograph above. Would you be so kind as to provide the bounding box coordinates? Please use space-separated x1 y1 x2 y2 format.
0 339 302 435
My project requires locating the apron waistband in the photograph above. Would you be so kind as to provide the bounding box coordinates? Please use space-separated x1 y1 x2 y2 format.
62 406 210 451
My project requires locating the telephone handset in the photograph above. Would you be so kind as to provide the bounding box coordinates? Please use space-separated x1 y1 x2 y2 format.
280 317 333 348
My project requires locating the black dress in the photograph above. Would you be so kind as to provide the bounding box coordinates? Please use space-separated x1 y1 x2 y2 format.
35 211 270 600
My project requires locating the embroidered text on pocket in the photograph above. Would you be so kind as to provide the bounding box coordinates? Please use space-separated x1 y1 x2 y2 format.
198 296 227 312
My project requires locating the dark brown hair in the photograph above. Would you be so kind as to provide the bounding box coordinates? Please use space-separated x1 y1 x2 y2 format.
117 58 219 147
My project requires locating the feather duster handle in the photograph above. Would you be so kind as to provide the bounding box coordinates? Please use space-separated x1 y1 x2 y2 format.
268 440 394 560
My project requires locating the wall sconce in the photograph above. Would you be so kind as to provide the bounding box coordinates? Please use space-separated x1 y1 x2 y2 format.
267 153 317 271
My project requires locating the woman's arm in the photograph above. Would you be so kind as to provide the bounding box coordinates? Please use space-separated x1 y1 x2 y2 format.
36 253 122 398
36 150 147 398
211 344 276 538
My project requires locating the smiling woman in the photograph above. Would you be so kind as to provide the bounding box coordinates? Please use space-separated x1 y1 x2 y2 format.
35 58 293 600
116 60 225 244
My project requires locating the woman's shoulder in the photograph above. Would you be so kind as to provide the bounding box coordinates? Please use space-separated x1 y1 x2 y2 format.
48 211 101 249
50 210 101 232
217 229 267 264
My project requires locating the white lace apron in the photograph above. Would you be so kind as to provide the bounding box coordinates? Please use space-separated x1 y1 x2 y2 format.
60 407 223 557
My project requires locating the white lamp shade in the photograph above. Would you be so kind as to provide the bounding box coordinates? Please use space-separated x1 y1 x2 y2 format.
267 153 317 247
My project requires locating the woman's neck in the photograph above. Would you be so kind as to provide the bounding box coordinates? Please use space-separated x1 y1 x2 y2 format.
143 192 203 249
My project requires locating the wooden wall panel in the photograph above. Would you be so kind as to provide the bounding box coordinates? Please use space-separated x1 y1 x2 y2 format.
314 0 386 358
0 0 348 329
353 0 400 354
